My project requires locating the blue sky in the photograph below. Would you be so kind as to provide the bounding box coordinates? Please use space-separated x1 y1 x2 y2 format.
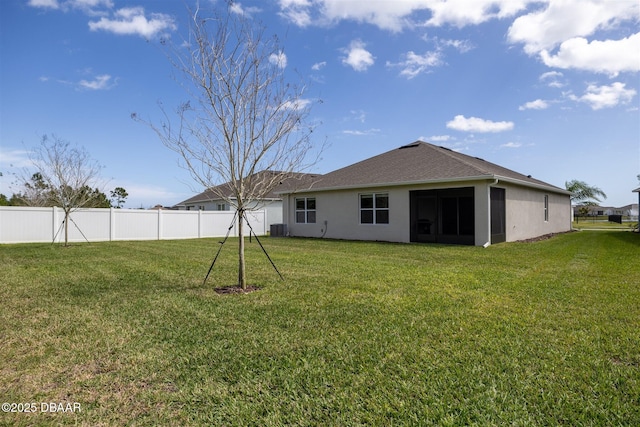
1 0 638 208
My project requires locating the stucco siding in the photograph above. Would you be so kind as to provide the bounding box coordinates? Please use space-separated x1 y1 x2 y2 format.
285 188 411 243
503 183 571 241
284 181 494 245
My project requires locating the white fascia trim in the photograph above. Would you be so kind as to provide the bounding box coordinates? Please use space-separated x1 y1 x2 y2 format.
278 175 570 196
276 176 495 194
493 176 571 195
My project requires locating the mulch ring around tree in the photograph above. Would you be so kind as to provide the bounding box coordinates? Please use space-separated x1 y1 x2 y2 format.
214 285 261 295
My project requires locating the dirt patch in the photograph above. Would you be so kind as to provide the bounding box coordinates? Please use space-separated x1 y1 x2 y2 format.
214 285 261 295
610 356 639 367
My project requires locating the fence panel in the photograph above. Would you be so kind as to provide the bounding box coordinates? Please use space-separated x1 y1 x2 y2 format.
0 207 55 243
161 210 199 239
61 208 111 243
0 207 267 244
113 209 159 241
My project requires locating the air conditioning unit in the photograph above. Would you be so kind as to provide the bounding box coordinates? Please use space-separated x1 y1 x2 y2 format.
270 224 287 237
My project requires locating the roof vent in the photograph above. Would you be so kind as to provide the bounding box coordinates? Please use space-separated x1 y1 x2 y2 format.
399 142 420 149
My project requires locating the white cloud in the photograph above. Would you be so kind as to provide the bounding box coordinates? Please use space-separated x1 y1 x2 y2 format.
28 0 59 8
88 7 176 38
508 0 638 53
519 99 549 111
28 0 113 13
437 38 474 53
278 0 532 32
280 0 426 32
311 61 326 71
282 98 312 111
501 142 522 148
349 110 366 123
341 40 375 72
425 0 531 28
278 0 313 27
229 2 261 17
539 71 565 88
508 0 640 75
0 148 32 168
569 82 637 110
78 74 114 90
540 33 640 76
269 51 288 69
343 128 380 136
446 115 514 133
387 50 443 79
426 135 452 142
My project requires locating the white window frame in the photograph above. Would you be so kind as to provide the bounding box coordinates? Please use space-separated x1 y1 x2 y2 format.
360 193 389 225
544 195 549 222
295 197 316 223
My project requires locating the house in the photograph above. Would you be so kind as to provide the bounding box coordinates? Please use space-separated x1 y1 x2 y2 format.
175 171 319 227
573 203 639 218
278 141 572 246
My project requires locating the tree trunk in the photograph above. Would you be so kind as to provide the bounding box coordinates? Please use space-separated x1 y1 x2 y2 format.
237 210 247 289
64 210 70 247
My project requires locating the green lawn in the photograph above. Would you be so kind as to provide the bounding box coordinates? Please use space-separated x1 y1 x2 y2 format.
572 220 637 230
1 232 639 426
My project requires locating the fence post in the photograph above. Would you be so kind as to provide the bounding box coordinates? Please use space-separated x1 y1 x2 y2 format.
110 207 115 241
157 208 162 240
198 209 202 238
52 206 58 243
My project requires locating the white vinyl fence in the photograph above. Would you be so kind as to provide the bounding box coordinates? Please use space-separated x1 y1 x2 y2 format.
0 206 266 244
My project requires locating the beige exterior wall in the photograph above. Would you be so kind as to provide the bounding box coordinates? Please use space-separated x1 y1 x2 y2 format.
284 180 495 245
284 187 410 242
501 183 572 242
283 180 571 246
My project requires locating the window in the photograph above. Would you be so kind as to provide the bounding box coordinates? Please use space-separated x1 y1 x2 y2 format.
544 195 549 222
216 203 227 211
296 197 316 223
360 193 389 224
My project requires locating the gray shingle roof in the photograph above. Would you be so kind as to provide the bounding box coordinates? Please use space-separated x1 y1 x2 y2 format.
292 141 566 193
176 171 320 206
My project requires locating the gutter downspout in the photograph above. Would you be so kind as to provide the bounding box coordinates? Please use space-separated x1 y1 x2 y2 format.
285 193 291 236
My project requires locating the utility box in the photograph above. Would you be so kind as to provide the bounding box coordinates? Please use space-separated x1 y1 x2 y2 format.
270 224 287 237
608 215 622 224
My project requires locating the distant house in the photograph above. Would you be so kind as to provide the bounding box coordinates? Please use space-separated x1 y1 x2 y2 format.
573 204 639 217
175 171 319 227
278 141 572 246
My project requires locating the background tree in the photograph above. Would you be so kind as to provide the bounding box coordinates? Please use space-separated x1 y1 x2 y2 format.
19 135 105 246
135 4 320 289
110 187 128 208
565 179 607 205
566 179 607 221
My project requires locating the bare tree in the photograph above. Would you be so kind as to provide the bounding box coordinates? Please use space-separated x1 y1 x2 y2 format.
134 4 320 289
21 134 104 246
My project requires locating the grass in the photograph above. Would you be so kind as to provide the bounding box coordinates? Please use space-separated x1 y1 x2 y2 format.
572 220 637 230
1 232 639 426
